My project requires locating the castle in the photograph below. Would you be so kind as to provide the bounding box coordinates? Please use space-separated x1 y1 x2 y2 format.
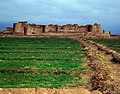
0 21 111 38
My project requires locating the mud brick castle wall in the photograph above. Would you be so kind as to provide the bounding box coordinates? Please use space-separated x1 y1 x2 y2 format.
6 27 13 32
13 21 28 35
45 25 57 33
1 21 111 38
26 24 45 35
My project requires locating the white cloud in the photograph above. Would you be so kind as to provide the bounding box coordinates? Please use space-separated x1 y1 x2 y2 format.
0 0 120 34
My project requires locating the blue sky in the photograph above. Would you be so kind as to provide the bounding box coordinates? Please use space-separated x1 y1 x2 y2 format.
0 0 120 34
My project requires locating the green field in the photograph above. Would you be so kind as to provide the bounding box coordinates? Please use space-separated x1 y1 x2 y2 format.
0 38 86 88
92 39 120 53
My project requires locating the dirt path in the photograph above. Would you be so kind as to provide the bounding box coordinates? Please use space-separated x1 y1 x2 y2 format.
0 88 103 94
73 38 120 94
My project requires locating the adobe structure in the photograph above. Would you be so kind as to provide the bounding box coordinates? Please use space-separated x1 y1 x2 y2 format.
0 21 111 38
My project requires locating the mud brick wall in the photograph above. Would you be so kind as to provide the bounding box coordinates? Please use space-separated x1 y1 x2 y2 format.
103 32 111 38
6 27 13 31
9 21 111 38
26 24 45 35
45 25 57 33
13 22 28 35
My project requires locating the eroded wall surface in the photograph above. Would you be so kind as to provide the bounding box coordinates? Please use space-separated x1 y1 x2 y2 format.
0 21 111 38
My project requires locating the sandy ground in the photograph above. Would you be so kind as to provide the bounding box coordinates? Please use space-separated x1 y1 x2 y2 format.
0 88 102 94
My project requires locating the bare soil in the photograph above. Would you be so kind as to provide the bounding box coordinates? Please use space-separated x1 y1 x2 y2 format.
75 38 120 94
0 88 102 94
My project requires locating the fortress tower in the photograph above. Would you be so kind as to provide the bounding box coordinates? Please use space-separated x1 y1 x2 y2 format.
13 21 28 35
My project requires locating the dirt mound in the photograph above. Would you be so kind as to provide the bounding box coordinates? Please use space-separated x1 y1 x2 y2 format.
75 38 120 94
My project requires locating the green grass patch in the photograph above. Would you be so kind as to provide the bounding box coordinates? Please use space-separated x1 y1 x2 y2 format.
0 37 86 88
91 39 120 53
0 73 83 88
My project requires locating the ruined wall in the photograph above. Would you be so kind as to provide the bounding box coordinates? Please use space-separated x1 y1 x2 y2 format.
57 25 67 33
94 24 104 37
103 32 111 38
57 24 80 33
84 24 105 38
87 25 97 32
11 21 111 38
13 22 28 35
72 24 79 32
26 24 45 35
13 22 45 35
65 24 79 32
79 26 88 33
0 30 3 36
6 27 13 32
45 25 57 33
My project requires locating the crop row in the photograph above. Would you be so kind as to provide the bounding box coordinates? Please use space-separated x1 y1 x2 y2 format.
0 53 85 59
0 46 81 49
0 73 83 88
92 39 120 53
0 49 85 53
0 38 77 44
0 59 85 71
0 37 86 88
0 50 84 54
0 48 84 52
0 44 81 48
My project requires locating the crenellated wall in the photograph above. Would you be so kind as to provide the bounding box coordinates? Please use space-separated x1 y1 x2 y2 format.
26 24 45 35
45 25 57 33
6 27 13 32
2 21 111 38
